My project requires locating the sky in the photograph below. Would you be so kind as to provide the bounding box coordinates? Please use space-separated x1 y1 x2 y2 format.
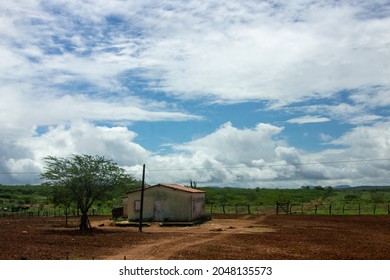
1 0 390 188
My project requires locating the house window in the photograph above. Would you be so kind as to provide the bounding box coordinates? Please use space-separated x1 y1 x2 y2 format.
134 200 141 211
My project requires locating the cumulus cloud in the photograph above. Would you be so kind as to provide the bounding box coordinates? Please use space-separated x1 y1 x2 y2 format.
0 121 151 184
1 119 390 188
144 122 390 187
144 122 287 185
330 122 390 159
17 121 150 166
174 122 283 164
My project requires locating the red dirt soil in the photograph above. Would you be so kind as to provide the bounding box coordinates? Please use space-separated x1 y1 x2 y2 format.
0 214 389 260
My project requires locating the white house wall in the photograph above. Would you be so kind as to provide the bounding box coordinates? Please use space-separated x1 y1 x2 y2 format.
127 186 205 222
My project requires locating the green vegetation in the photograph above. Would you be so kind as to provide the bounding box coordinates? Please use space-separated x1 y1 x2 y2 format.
1 184 390 216
0 184 51 208
201 186 390 206
200 186 390 215
0 176 140 217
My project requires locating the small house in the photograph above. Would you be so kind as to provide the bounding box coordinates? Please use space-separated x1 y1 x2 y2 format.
126 184 205 222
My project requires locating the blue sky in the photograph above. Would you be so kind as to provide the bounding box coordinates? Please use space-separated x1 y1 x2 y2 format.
1 0 390 187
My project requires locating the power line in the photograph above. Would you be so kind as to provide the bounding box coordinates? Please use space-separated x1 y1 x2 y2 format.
0 172 41 175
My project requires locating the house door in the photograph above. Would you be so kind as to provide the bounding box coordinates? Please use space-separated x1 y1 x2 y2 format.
154 201 163 222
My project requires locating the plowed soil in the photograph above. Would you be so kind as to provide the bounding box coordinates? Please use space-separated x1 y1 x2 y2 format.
1 214 389 260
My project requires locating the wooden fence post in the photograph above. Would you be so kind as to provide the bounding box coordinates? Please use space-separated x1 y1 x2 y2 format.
329 204 332 215
315 204 317 215
223 205 225 214
359 204 361 215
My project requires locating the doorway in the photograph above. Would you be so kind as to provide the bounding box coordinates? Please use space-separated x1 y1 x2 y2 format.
154 200 163 221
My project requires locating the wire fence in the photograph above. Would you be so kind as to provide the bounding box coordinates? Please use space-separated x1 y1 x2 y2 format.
205 203 390 215
0 207 113 218
1 203 390 218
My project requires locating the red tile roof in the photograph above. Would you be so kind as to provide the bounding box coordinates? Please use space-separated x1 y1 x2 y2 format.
127 183 205 194
156 184 205 193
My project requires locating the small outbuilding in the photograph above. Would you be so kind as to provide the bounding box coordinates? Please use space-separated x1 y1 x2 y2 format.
125 184 205 222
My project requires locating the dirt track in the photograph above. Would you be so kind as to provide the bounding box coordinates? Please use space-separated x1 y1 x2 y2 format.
0 214 389 260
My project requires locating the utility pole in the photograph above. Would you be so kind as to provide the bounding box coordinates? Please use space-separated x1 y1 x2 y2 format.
139 164 145 232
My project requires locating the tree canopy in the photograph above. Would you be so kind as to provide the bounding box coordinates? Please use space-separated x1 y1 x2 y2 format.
41 154 137 230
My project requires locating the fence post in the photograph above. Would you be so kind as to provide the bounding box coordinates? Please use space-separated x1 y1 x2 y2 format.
223 205 225 214
301 204 304 214
235 204 238 214
329 204 332 215
373 204 376 215
315 204 317 215
247 205 251 215
359 204 361 215
343 204 345 214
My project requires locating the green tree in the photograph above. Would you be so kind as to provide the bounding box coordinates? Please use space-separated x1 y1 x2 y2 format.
50 184 74 227
41 154 133 230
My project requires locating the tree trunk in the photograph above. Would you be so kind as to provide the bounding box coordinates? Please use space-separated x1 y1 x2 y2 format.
65 206 68 227
79 211 91 231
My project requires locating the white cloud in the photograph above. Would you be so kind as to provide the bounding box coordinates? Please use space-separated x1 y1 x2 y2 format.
174 122 284 164
330 122 390 159
1 1 389 118
144 122 288 185
287 115 330 124
128 1 390 105
1 119 390 187
349 114 382 125
0 86 201 142
320 133 333 142
6 121 150 176
0 1 389 188
286 98 386 125
3 1 388 105
350 86 390 109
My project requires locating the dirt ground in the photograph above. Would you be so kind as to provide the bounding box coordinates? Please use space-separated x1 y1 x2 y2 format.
0 214 389 260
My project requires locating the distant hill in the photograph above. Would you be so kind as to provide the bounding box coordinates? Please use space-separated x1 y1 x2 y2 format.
334 185 351 189
334 185 390 190
350 185 390 190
